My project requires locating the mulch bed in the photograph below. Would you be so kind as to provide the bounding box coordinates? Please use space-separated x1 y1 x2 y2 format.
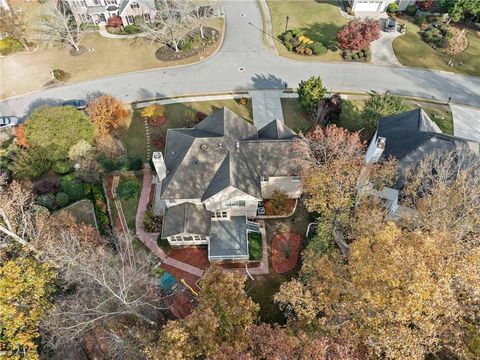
168 246 210 270
272 232 301 274
161 264 201 292
69 45 87 56
155 27 219 62
148 115 167 127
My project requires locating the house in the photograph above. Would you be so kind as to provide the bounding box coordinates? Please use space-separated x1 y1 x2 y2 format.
349 0 415 13
364 108 479 214
64 0 156 26
151 107 302 261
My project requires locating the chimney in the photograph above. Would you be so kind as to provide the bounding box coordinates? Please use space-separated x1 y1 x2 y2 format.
367 137 386 164
152 152 167 182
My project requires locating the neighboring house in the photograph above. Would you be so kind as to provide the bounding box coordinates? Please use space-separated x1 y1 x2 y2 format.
364 108 479 214
349 0 415 13
64 0 155 25
151 107 302 261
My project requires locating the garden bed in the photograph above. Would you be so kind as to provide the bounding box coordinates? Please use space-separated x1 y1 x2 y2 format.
155 27 220 62
272 232 301 274
248 232 262 261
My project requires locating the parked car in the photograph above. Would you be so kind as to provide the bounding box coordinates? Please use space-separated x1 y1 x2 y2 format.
0 116 20 130
62 99 87 110
384 18 397 32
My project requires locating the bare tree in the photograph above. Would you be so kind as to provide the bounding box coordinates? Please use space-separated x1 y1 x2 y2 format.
186 0 215 38
37 1 87 52
0 2 30 50
40 229 172 349
139 0 191 52
402 149 480 242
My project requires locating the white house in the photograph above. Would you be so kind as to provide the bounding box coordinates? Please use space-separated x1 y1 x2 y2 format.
152 107 302 261
349 0 415 13
64 0 156 25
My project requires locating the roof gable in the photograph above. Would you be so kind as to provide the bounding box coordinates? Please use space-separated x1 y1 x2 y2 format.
258 119 296 139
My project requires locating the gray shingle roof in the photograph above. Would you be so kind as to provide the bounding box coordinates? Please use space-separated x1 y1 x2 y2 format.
162 203 211 237
160 108 296 201
258 119 296 139
377 108 479 164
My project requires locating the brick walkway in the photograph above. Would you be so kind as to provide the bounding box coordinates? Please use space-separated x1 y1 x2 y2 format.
135 165 205 277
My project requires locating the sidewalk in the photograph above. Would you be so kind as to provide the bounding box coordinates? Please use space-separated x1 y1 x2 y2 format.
135 165 205 277
249 90 285 129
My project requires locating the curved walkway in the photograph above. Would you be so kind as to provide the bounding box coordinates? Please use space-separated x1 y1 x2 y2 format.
1 0 480 117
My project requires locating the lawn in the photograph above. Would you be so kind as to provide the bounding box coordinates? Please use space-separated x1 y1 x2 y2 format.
1 1 224 98
246 272 294 324
281 96 453 134
119 99 253 161
60 199 97 228
118 174 143 230
393 19 480 77
248 232 262 261
266 0 347 61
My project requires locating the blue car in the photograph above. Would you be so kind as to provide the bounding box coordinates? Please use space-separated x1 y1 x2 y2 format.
62 99 87 110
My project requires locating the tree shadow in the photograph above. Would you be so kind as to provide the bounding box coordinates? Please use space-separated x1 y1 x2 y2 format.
300 22 343 51
332 99 363 132
250 73 287 90
23 98 64 120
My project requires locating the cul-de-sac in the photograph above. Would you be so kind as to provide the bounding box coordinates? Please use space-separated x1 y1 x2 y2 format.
1 1 479 359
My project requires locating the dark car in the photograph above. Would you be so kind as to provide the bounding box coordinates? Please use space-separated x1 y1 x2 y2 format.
62 99 87 110
0 116 20 130
384 18 397 32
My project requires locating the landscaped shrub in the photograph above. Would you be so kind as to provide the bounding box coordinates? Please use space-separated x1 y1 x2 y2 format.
291 29 303 37
35 193 57 211
124 24 142 34
415 15 427 26
33 181 60 195
311 42 327 55
143 209 162 232
141 104 165 119
0 37 23 56
52 159 73 175
406 4 417 16
118 154 143 171
52 69 66 81
337 19 380 52
107 16 122 28
55 192 70 208
304 48 313 56
179 37 193 51
387 3 400 13
421 25 452 49
98 156 118 172
61 174 85 202
116 178 141 199
248 232 262 261
8 146 51 180
265 189 290 216
152 135 166 149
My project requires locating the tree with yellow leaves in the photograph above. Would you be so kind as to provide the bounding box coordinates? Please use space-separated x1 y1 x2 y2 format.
275 223 480 359
0 257 55 360
86 95 128 136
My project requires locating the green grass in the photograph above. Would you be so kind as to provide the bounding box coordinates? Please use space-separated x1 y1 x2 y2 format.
119 100 253 161
281 98 312 132
60 199 97 228
248 232 262 261
119 174 142 229
266 0 347 61
282 96 453 135
246 272 294 324
393 19 480 77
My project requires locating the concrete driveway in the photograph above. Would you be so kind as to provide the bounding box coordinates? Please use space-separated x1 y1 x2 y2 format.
370 19 401 66
450 105 480 142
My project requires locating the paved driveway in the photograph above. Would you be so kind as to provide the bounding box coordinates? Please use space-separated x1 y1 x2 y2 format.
1 0 480 117
450 105 480 142
370 29 401 66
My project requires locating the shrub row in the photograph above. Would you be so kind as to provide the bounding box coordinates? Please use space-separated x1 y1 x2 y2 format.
281 29 327 56
98 154 143 172
342 48 370 61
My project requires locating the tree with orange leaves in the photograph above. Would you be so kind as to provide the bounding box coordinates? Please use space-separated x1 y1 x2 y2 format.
86 95 128 136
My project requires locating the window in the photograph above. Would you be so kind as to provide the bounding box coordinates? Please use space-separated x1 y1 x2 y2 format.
127 15 134 24
131 2 140 9
292 176 301 182
93 0 100 5
224 200 246 207
212 211 228 219
260 176 269 182
143 13 151 21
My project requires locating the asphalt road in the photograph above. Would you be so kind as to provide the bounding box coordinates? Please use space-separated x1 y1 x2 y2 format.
1 0 479 117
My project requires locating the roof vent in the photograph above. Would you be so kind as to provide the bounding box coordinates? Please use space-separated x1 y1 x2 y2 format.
200 144 208 151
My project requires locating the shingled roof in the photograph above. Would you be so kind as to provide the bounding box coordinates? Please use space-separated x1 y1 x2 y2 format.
377 108 479 166
258 119 297 140
160 107 297 201
162 203 211 238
